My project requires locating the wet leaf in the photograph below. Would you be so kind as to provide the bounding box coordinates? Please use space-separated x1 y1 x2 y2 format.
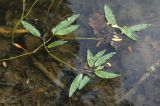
79 75 91 90
94 50 106 61
129 24 151 32
95 52 116 67
55 25 79 36
69 74 83 97
95 70 120 79
52 14 79 34
87 49 95 68
21 20 41 37
121 26 137 41
47 40 68 48
104 4 117 25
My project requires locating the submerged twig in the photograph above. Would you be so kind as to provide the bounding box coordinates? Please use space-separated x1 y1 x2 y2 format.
116 60 160 104
54 0 62 13
46 0 55 15
32 57 65 88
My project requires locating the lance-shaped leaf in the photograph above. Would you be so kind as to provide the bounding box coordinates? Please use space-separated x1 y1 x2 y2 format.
128 24 152 32
95 70 120 79
79 75 91 90
94 50 106 61
47 40 68 48
87 49 95 68
52 14 79 34
95 52 116 67
21 20 41 37
104 4 117 25
55 25 79 36
121 26 137 41
69 74 83 97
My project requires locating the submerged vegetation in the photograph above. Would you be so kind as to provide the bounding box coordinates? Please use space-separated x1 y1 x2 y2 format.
69 49 120 97
0 1 152 98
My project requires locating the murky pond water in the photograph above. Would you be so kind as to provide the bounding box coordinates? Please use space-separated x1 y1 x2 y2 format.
0 0 160 106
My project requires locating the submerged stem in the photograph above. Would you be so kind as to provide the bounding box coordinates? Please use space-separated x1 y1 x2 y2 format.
46 0 55 15
43 40 78 71
0 37 52 62
76 37 97 40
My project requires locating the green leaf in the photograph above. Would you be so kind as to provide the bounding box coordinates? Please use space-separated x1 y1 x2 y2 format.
94 50 106 61
55 25 79 36
128 24 152 32
104 4 117 25
52 14 79 34
47 40 68 48
69 74 83 97
121 26 137 41
21 20 41 37
95 70 120 79
79 75 91 90
87 49 95 68
95 52 116 67
95 65 105 71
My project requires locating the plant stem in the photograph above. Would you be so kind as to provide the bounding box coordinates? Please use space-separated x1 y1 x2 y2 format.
12 0 39 43
0 44 42 62
76 37 97 40
46 0 55 15
43 40 78 71
0 37 52 62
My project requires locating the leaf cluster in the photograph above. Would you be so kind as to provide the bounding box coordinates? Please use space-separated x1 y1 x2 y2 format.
104 4 151 40
21 14 79 48
69 49 120 97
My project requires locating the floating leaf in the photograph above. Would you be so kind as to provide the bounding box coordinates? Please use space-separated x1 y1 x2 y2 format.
69 74 83 97
79 75 91 90
128 24 152 32
95 70 120 79
55 25 79 36
87 49 95 68
94 50 106 61
113 35 119 38
52 14 79 34
106 62 112 67
95 52 116 67
21 20 41 37
112 38 123 42
47 40 68 48
104 4 117 25
121 26 137 41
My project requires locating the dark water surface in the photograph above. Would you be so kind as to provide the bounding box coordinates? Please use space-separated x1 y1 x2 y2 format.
0 0 160 106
